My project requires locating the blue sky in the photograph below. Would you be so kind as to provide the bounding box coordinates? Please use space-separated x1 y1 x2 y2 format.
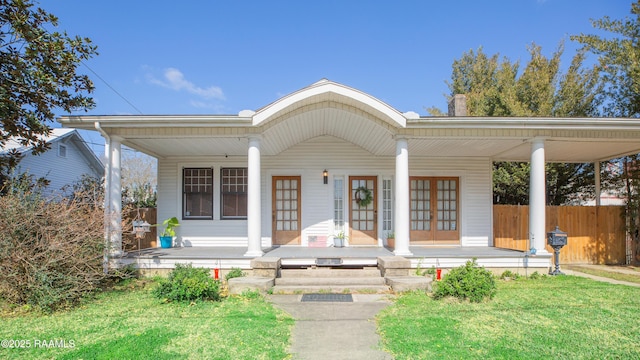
40 1 629 135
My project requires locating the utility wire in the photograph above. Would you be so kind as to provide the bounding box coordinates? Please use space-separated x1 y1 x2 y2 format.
37 25 144 115
81 59 144 115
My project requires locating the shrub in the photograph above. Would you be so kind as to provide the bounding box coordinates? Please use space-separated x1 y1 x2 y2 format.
225 267 245 281
529 271 543 280
433 259 497 303
0 178 109 312
500 270 521 280
154 263 221 302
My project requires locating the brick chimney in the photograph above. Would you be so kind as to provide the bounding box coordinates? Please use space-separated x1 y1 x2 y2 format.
448 94 467 116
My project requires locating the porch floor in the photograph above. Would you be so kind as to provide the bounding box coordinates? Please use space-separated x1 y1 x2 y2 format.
124 245 547 270
126 245 528 260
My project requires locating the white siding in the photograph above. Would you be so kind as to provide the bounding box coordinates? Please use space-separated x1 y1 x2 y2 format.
157 135 493 248
15 138 102 197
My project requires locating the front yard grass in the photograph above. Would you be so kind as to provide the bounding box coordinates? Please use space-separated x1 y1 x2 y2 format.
0 280 293 360
378 275 640 359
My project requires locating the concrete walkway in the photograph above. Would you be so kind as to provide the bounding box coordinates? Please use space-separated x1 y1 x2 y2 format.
268 294 394 360
563 265 640 288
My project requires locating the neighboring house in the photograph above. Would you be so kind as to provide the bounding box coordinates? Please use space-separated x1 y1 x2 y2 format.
59 80 640 259
1 128 104 196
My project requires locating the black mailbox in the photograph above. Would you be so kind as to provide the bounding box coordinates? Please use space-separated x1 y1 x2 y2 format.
547 226 567 247
547 226 567 275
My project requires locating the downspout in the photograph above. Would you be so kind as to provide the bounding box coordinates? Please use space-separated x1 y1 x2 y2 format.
95 122 111 274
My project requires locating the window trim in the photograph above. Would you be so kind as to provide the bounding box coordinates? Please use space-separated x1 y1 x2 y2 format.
182 167 214 220
220 167 248 220
58 143 67 158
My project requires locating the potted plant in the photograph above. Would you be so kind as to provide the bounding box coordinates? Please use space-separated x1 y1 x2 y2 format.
386 232 395 249
157 217 180 248
333 231 347 248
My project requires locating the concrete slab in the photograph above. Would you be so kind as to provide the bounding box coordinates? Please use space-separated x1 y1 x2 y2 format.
227 277 274 295
268 294 394 360
386 276 432 292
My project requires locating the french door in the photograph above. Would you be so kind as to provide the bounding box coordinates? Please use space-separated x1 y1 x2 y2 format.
349 176 378 245
272 176 301 245
410 177 459 245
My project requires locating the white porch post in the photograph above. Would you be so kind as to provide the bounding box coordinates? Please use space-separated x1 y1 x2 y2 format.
245 135 264 257
595 161 601 206
108 136 123 256
394 137 412 256
529 137 548 255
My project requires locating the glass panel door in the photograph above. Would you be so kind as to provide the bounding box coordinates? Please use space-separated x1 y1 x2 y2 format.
410 177 459 245
349 176 377 245
272 176 301 245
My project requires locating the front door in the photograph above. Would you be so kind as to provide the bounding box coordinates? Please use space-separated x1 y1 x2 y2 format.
410 177 459 245
349 176 377 245
272 176 301 245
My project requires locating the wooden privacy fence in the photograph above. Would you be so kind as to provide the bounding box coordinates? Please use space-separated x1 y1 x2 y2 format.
493 205 626 265
123 207 158 251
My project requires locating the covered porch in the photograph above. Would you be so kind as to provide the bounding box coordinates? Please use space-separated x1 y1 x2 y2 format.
121 245 551 273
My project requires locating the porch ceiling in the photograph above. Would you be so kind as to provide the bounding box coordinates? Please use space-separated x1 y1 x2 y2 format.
116 135 640 163
408 137 640 162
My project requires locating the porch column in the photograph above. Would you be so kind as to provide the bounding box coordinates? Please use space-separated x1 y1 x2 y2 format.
245 135 264 257
108 136 123 256
394 137 412 256
529 137 548 255
595 161 601 206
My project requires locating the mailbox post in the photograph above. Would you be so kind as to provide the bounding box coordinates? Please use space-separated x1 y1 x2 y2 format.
547 226 567 275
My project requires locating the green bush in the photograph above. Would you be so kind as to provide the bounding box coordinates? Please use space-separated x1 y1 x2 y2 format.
433 259 497 303
528 271 544 280
154 263 221 302
225 267 245 281
500 269 521 280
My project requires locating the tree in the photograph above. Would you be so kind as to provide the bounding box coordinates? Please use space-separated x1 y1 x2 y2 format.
0 0 97 185
447 44 602 205
573 0 640 263
121 151 157 208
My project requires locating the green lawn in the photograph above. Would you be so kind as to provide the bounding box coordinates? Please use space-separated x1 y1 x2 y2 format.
377 276 640 359
0 281 293 360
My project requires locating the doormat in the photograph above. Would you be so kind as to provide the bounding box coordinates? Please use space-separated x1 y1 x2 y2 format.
301 294 353 302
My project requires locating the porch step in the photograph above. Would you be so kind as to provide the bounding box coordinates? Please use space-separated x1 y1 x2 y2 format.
271 267 391 294
271 285 391 294
276 276 386 286
279 268 383 278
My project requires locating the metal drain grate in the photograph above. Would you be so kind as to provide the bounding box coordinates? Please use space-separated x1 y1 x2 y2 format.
301 293 353 302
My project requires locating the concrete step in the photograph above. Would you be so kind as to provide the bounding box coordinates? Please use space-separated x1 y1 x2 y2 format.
280 267 382 278
273 266 391 294
275 276 386 286
271 284 391 294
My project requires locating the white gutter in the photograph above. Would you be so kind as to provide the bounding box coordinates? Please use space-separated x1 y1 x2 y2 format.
95 122 111 274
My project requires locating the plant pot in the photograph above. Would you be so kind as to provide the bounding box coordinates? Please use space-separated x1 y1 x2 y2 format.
159 236 173 248
386 238 395 249
334 238 344 248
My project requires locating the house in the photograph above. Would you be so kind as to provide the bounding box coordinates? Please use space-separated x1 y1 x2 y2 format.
1 128 104 196
58 80 640 269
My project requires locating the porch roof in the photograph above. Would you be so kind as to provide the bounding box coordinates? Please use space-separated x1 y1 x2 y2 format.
58 80 640 162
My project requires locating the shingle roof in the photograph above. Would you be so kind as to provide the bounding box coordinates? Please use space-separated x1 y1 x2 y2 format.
1 128 76 155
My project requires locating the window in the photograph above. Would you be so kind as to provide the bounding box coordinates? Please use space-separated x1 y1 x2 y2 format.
58 143 67 158
333 177 344 231
221 168 247 219
383 179 393 232
183 168 213 220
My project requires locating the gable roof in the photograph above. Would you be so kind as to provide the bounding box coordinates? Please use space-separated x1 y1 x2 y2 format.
1 128 104 174
1 128 76 155
57 80 640 162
